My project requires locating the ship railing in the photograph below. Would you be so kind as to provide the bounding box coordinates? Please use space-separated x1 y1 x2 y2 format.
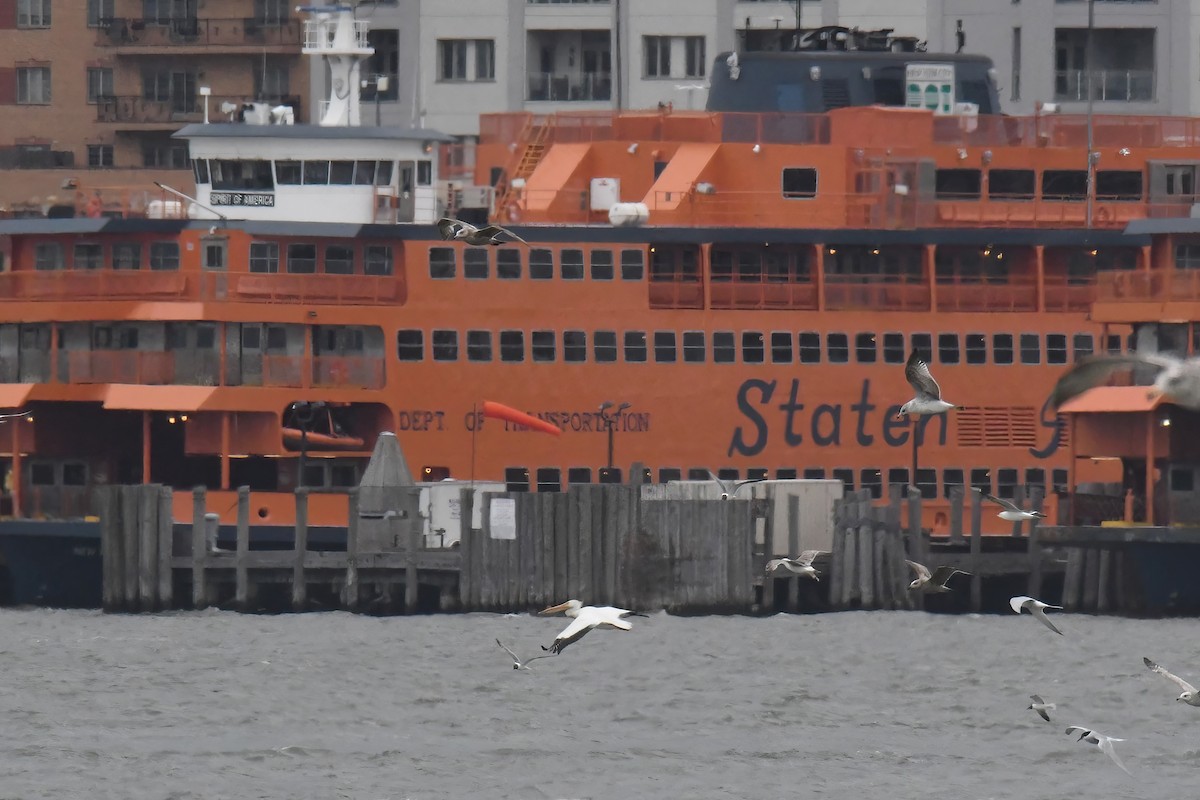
1055 69 1155 103
312 356 386 390
96 16 302 48
1042 274 1097 312
707 280 818 310
823 276 930 311
930 197 1134 229
526 72 612 102
23 486 95 520
1071 490 1145 526
1097 268 1200 302
210 272 401 305
67 351 175 385
934 276 1038 312
96 93 296 125
0 270 190 302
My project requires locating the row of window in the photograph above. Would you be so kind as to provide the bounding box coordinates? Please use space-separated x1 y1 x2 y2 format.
29 240 396 276
20 0 290 29
934 168 1145 202
35 241 180 271
194 159 424 191
429 246 645 281
396 328 1106 365
502 464 1068 499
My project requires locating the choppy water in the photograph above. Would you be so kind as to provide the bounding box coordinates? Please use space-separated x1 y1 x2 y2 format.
0 608 1195 799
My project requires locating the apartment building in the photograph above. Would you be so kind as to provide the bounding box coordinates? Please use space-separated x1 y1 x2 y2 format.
0 0 308 208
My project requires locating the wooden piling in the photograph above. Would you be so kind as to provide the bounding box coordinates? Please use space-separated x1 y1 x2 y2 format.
906 487 924 611
1010 484 1026 537
886 486 909 609
829 498 846 608
405 525 420 612
1096 548 1112 613
121 486 140 611
235 486 251 611
948 485 964 545
1062 547 1084 612
344 489 359 611
138 484 159 612
156 486 173 609
1081 548 1100 612
786 495 801 612
292 488 308 611
191 487 208 609
969 486 982 613
1026 523 1044 599
100 488 121 612
856 491 874 608
872 505 888 610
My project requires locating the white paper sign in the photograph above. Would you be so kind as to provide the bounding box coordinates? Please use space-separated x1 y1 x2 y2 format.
489 498 516 540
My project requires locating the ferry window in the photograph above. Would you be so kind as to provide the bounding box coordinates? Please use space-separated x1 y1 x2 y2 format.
250 242 279 273
781 167 817 199
711 250 733 282
624 331 647 362
938 333 960 365
563 330 587 362
353 161 376 185
211 159 273 190
658 468 681 483
203 239 226 270
113 243 141 271
429 247 456 279
1019 333 1040 364
965 333 986 365
62 463 87 486
687 468 710 480
832 468 854 490
276 160 301 185
1073 333 1093 360
803 468 826 480
194 158 210 185
303 160 330 185
331 464 358 487
683 331 705 363
713 332 735 363
1106 334 1122 354
500 330 524 362
149 242 179 271
464 249 489 279
887 468 909 489
942 469 964 498
561 249 584 280
856 469 879 498
654 331 677 363
431 330 458 361
997 468 1018 499
716 468 739 482
911 332 932 357
988 169 1035 200
1096 170 1142 201
504 467 529 492
396 328 424 359
883 332 906 364
1171 468 1193 493
1025 468 1045 493
798 332 820 363
590 249 614 280
536 468 561 492
971 468 991 493
30 463 55 487
532 330 555 362
529 249 553 280
1175 244 1200 270
1097 249 1136 271
417 160 432 186
599 467 622 484
1042 170 1087 201
594 331 617 362
855 333 877 363
364 245 392 276
1052 469 1068 492
330 161 355 185
993 333 1014 365
74 243 103 270
620 249 644 280
569 467 593 484
743 331 764 363
287 243 317 274
915 468 936 499
265 326 287 351
935 169 982 199
466 330 492 361
1046 334 1068 364
497 249 521 279
375 161 393 185
827 332 848 363
770 331 792 363
324 245 354 275
34 242 63 270
241 327 260 350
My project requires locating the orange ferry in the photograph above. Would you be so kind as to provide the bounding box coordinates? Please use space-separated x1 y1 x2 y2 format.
6 8 1194 586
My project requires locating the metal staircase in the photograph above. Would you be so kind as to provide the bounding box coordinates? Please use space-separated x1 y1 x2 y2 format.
493 116 552 221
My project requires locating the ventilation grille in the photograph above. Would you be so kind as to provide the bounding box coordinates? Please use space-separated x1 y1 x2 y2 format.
956 407 1038 448
821 79 851 110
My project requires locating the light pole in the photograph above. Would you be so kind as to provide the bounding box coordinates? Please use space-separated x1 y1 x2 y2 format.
360 74 390 126
598 401 631 471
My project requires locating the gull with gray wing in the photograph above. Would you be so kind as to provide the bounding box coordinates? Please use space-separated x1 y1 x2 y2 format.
1027 694 1055 722
1143 656 1200 706
1050 352 1200 411
765 550 829 581
437 216 530 247
896 350 955 419
973 487 1046 521
905 559 970 592
1064 726 1132 775
1009 595 1064 636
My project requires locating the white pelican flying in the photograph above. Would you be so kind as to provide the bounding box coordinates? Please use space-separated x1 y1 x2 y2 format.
1065 726 1132 775
897 350 955 419
974 487 1046 521
1143 656 1200 706
437 216 530 247
905 560 969 592
495 638 557 670
1009 595 1064 636
765 550 828 580
538 599 643 654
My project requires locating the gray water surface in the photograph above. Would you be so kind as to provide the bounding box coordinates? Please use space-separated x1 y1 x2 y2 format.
0 608 1194 799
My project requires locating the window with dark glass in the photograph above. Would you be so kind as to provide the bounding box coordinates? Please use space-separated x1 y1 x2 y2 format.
467 330 492 361
329 160 355 184
1052 468 1068 493
1025 468 1045 493
1073 333 1093 360
532 330 555 362
965 333 986 364
770 331 793 363
286 243 316 273
150 242 179 271
1042 170 1087 201
620 249 644 280
1046 333 1067 364
432 329 458 361
464 249 489 279
654 331 676 363
713 331 735 363
916 468 937 498
971 468 991 493
276 160 301 184
364 245 392 276
536 467 561 492
561 249 584 280
827 332 848 363
303 160 330 185
624 331 647 362
910 332 932 358
861 468 882 498
687 467 710 481
993 333 1014 365
1106 334 1122 354
1096 170 1143 201
497 249 521 279
742 331 764 363
529 248 553 280
938 332 960 364
799 332 821 363
657 467 681 483
887 468 909 488
591 249 613 280
832 468 854 490
594 331 617 362
250 242 279 273
988 168 1035 200
499 330 524 362
782 167 818 198
943 468 964 498
883 332 906 364
683 331 705 363
803 468 826 479
325 244 353 275
74 243 103 270
113 243 141 270
1020 333 1040 364
568 467 593 485
563 330 587 362
855 332 877 363
429 247 456 279
396 329 423 361
997 467 1018 498
504 467 529 492
776 468 798 479
935 169 982 199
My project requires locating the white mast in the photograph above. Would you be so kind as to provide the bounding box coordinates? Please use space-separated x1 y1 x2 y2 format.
300 4 374 127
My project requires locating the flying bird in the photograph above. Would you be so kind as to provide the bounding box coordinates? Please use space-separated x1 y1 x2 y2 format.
538 599 645 655
905 560 970 592
1050 352 1200 411
0 410 30 423
765 550 829 581
1009 595 1064 636
973 487 1046 521
437 216 530 247
1142 656 1200 706
1027 694 1056 722
495 639 557 670
706 470 765 500
1064 726 1132 776
897 350 955 419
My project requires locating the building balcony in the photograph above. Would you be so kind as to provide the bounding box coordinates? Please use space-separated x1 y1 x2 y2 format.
527 71 611 102
1054 69 1155 103
95 17 302 50
97 95 300 125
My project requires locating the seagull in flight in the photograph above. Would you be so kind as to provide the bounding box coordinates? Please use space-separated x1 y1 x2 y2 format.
765 550 828 580
1009 595 1064 636
1143 656 1200 706
897 350 954 419
706 470 765 500
437 216 530 247
905 560 970 592
0 410 30 423
1050 352 1200 411
1064 726 1132 775
538 599 645 655
1027 694 1056 722
495 639 557 670
973 487 1046 521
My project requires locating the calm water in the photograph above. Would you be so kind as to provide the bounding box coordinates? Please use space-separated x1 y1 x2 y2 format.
0 607 1194 799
